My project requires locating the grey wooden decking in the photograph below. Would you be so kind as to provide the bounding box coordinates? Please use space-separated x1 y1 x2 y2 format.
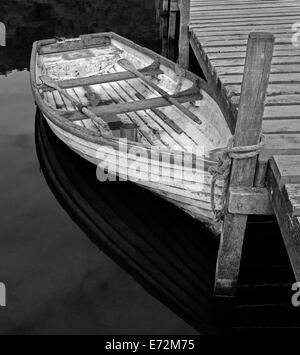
189 0 300 185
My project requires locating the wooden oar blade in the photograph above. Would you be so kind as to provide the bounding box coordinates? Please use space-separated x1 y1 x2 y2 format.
39 75 59 90
117 58 135 73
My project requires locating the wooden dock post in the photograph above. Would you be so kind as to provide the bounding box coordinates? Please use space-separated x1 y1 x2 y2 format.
160 0 170 58
167 0 179 61
214 33 275 298
155 0 161 23
178 0 190 69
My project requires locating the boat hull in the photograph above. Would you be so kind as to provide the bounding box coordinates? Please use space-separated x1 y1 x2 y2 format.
45 115 222 233
31 32 232 235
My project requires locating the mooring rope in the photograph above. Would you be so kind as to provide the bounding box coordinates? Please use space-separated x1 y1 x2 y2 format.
209 134 266 222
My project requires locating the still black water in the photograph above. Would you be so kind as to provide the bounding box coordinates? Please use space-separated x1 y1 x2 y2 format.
0 0 198 335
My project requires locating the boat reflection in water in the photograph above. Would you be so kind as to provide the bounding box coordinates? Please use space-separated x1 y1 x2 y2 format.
35 109 220 333
35 109 300 333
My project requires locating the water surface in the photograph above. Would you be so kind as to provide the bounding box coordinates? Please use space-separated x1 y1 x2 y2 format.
0 0 197 335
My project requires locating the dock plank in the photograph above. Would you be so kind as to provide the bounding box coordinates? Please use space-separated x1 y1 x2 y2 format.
220 73 300 85
263 120 300 134
284 184 300 217
207 47 300 55
269 155 300 188
232 94 300 106
267 157 300 282
190 17 300 29
218 65 300 75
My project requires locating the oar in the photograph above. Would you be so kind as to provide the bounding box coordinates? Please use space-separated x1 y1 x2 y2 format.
39 75 113 137
118 59 202 125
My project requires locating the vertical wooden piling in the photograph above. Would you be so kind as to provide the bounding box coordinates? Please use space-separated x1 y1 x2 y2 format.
155 0 161 23
178 0 191 69
167 0 179 61
155 0 160 23
214 33 275 298
160 0 170 58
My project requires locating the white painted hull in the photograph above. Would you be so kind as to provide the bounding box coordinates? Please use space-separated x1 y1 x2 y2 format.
45 117 223 233
31 32 232 235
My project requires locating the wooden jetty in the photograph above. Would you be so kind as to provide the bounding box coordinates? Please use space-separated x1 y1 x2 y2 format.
157 0 300 298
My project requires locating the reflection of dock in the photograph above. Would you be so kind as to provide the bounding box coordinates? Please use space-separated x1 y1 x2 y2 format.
36 111 300 332
157 0 300 299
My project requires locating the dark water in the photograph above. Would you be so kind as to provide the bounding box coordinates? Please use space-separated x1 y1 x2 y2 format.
0 0 197 335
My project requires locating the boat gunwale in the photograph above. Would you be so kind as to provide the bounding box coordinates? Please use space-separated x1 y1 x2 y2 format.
30 32 228 166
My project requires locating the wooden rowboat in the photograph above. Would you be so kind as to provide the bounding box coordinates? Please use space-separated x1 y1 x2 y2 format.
30 32 232 233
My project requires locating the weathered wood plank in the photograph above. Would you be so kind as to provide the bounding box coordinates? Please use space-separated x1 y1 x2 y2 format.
38 36 109 55
170 0 179 11
232 94 300 108
190 12 300 22
194 28 297 39
192 2 300 12
264 95 300 106
178 0 191 68
263 135 300 160
212 57 300 68
192 3 300 13
283 184 300 217
228 187 273 215
216 65 300 76
195 31 295 42
64 91 201 121
200 38 292 48
207 46 300 55
192 24 300 35
135 92 184 134
263 106 300 119
118 58 202 125
191 9 300 20
269 155 300 189
267 168 300 282
257 150 300 189
42 67 164 92
232 94 300 107
161 0 170 57
168 11 178 61
263 119 300 134
215 33 275 298
190 16 300 29
155 0 161 22
220 73 300 85
225 83 300 98
192 0 299 4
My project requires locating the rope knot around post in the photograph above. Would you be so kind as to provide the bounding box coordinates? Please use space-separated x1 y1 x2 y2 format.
209 134 266 222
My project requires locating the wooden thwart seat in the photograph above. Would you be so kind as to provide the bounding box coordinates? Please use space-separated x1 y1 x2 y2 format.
42 61 164 92
62 88 201 122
